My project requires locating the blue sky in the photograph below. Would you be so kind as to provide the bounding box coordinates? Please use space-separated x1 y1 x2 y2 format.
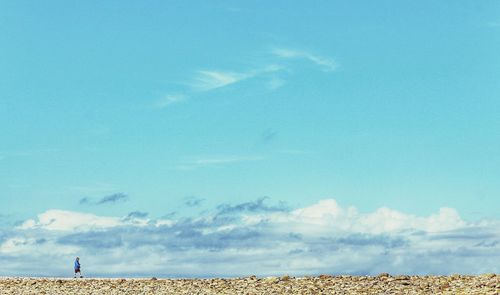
1 1 499 276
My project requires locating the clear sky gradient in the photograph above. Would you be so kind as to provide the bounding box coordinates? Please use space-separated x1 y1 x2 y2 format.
0 1 499 276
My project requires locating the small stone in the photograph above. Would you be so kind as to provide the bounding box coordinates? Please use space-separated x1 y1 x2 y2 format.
151 277 157 281
377 273 390 278
263 277 279 283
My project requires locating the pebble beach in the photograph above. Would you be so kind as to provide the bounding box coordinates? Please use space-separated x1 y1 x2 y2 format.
0 274 498 294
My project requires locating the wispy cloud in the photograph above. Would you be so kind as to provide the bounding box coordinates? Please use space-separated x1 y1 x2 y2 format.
154 66 282 107
272 48 337 71
176 155 263 170
3 198 499 277
153 47 334 107
155 94 187 108
267 77 286 90
0 149 60 161
216 197 287 215
191 65 283 92
125 211 149 219
79 193 128 206
184 196 205 208
97 193 128 205
261 129 278 143
192 71 251 91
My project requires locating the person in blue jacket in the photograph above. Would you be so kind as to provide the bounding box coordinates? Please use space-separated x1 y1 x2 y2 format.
74 257 83 278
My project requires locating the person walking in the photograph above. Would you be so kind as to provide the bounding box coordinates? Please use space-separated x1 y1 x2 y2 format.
74 257 83 278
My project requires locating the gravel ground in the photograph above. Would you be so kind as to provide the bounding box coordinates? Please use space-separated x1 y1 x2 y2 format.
0 274 498 294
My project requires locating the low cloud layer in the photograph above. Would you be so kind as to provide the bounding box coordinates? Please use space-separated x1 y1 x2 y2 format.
1 199 498 277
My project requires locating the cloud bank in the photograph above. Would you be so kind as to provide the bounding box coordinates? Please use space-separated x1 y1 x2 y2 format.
1 199 498 277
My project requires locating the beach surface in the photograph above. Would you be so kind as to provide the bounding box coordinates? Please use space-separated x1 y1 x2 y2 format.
0 274 498 294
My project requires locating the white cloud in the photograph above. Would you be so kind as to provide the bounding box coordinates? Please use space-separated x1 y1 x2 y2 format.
175 155 264 170
152 47 334 107
192 71 251 91
272 48 337 71
155 94 187 108
190 65 283 92
19 210 124 231
267 77 286 90
249 200 467 236
294 200 465 233
2 199 498 277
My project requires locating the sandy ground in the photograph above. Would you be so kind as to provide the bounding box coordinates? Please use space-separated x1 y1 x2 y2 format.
0 274 498 294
